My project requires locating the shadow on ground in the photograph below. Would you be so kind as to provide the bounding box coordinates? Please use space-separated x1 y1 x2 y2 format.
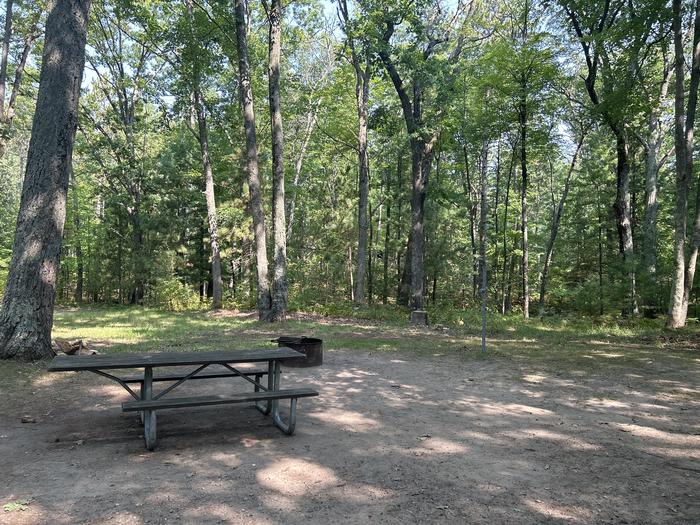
1 337 698 524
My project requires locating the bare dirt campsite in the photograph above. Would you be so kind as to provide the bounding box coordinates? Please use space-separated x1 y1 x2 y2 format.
4 0 700 524
1 309 698 524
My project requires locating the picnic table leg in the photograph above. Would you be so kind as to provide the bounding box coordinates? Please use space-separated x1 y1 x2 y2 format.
138 380 145 426
255 361 274 415
142 366 157 450
270 360 298 435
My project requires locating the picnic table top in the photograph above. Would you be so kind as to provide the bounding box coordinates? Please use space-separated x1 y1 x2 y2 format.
48 348 304 372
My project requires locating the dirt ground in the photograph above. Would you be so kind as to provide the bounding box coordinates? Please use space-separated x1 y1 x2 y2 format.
1 341 699 524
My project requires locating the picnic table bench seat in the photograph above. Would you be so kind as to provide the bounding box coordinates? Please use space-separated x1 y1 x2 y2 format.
123 388 318 411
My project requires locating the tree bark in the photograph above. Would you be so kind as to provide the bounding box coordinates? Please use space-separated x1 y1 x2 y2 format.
267 0 287 321
234 0 271 320
668 0 700 327
378 21 443 318
353 60 370 305
0 0 91 361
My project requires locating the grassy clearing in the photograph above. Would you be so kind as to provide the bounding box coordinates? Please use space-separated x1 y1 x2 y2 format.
49 305 700 366
0 304 695 403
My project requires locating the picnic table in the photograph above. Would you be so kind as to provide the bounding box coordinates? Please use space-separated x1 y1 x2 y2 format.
48 348 319 450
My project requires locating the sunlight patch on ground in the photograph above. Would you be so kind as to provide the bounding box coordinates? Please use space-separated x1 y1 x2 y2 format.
523 374 547 383
585 398 630 409
524 498 591 522
209 452 243 468
503 429 601 451
415 437 468 455
308 407 379 431
611 423 700 447
460 402 555 418
257 458 339 497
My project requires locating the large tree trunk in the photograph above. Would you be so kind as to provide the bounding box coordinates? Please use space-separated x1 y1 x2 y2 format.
268 0 287 321
0 0 91 361
668 0 700 327
409 138 433 313
234 0 271 320
353 61 370 305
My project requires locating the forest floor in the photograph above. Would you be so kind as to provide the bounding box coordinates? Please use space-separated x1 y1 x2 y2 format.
1 307 699 524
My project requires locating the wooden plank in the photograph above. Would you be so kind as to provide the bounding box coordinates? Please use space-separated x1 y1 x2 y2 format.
48 348 304 372
122 388 319 412
117 368 268 384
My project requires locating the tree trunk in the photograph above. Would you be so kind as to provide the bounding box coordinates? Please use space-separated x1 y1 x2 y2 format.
501 141 515 313
479 140 488 352
268 0 287 321
353 63 370 305
383 162 394 305
0 0 13 121
407 132 437 316
642 134 659 279
0 0 91 360
614 130 639 315
72 171 83 303
234 0 271 320
130 202 144 304
0 0 37 158
538 132 584 316
668 0 700 327
368 204 374 303
286 101 319 241
193 95 223 309
186 0 222 310
520 99 529 319
462 146 479 302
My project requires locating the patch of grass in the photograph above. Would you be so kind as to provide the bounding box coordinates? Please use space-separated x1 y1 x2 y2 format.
3 500 30 512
